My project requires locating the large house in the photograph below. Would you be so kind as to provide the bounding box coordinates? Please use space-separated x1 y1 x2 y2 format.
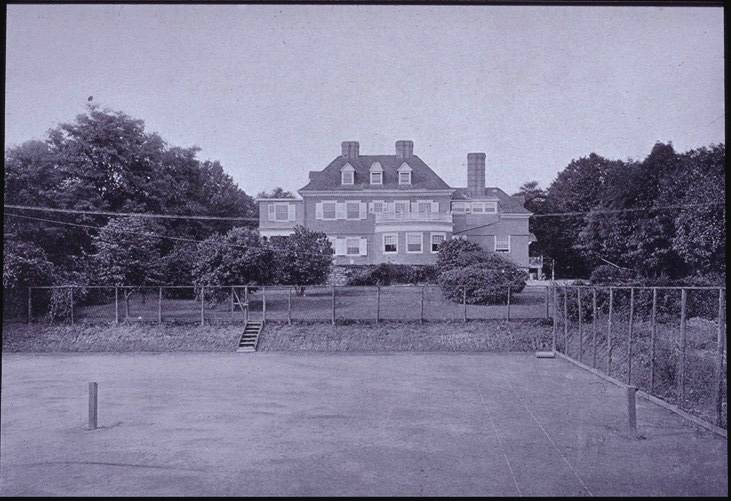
257 141 535 271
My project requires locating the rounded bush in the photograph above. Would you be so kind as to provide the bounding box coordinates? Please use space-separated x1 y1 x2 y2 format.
589 264 635 285
438 263 528 304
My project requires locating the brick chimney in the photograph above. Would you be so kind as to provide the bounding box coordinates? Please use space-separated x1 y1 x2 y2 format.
467 153 486 195
341 141 359 159
395 140 414 159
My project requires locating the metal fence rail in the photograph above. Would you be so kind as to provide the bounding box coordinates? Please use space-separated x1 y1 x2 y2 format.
552 285 726 430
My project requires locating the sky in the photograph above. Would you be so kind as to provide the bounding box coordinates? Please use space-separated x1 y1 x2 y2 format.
5 4 725 197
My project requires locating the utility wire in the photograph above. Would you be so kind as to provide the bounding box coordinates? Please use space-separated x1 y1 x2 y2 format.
454 201 724 235
4 212 335 260
4 204 259 222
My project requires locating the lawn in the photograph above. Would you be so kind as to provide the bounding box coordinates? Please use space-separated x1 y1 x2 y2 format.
1 352 726 496
1 320 553 353
24 285 553 324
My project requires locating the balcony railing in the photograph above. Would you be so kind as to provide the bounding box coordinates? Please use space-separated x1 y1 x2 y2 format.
375 211 453 223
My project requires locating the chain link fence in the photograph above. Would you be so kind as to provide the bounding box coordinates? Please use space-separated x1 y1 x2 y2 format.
8 283 555 326
552 285 726 430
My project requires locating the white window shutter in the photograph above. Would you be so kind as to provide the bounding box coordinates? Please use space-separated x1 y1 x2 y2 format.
316 202 323 220
431 201 439 213
359 237 367 256
335 238 346 256
287 204 295 221
267 204 275 220
336 202 346 220
359 202 367 219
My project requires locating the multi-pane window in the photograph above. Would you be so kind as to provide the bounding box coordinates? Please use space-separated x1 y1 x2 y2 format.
372 201 385 214
406 232 423 253
370 172 382 185
451 202 467 213
341 170 354 185
322 202 336 220
346 238 360 255
383 233 398 253
346 202 360 219
399 172 411 185
416 201 432 214
431 233 446 253
274 204 289 221
394 201 410 215
495 235 510 253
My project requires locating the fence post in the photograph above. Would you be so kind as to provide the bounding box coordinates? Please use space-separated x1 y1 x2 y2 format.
88 382 98 430
627 385 638 438
288 287 292 325
607 287 613 376
230 287 235 321
545 285 550 319
420 286 424 324
376 286 380 324
551 286 557 352
69 286 74 325
592 288 597 368
506 287 511 322
563 287 569 356
200 285 205 327
715 288 726 427
627 287 634 385
577 287 582 361
244 286 249 324
262 286 267 324
115 287 119 324
679 288 687 406
650 288 657 393
27 287 32 324
331 285 336 325
463 287 467 323
158 287 162 324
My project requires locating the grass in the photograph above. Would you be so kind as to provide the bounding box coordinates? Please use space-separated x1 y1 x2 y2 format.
259 320 553 352
2 319 552 353
1 323 241 352
21 285 552 324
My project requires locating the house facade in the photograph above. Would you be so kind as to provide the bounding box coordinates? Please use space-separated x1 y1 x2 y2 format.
257 141 534 270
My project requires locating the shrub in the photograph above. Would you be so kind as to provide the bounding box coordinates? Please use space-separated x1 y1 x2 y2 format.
347 264 438 286
590 264 635 285
438 263 528 304
435 239 484 272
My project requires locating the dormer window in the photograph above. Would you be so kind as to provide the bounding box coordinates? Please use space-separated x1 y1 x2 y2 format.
369 162 383 185
397 162 412 185
341 163 355 185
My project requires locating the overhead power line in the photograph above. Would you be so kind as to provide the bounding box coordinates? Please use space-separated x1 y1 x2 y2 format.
3 204 259 222
3 213 335 260
454 201 724 235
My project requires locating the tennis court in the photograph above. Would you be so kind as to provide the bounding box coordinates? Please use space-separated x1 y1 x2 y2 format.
1 352 727 496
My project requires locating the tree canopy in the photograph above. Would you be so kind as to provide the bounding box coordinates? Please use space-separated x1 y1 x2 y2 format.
4 105 257 282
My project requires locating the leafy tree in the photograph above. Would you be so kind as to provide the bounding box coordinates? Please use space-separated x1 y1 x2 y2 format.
269 226 333 293
4 104 256 275
256 187 296 199
514 180 547 214
192 227 275 289
3 240 55 288
537 153 620 278
671 144 725 275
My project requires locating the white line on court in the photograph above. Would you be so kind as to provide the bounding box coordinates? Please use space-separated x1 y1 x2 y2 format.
476 387 523 497
506 380 594 497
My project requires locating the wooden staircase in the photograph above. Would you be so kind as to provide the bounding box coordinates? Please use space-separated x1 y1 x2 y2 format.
237 321 263 352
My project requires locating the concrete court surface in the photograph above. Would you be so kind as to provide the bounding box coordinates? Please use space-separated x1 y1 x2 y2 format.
0 352 727 496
